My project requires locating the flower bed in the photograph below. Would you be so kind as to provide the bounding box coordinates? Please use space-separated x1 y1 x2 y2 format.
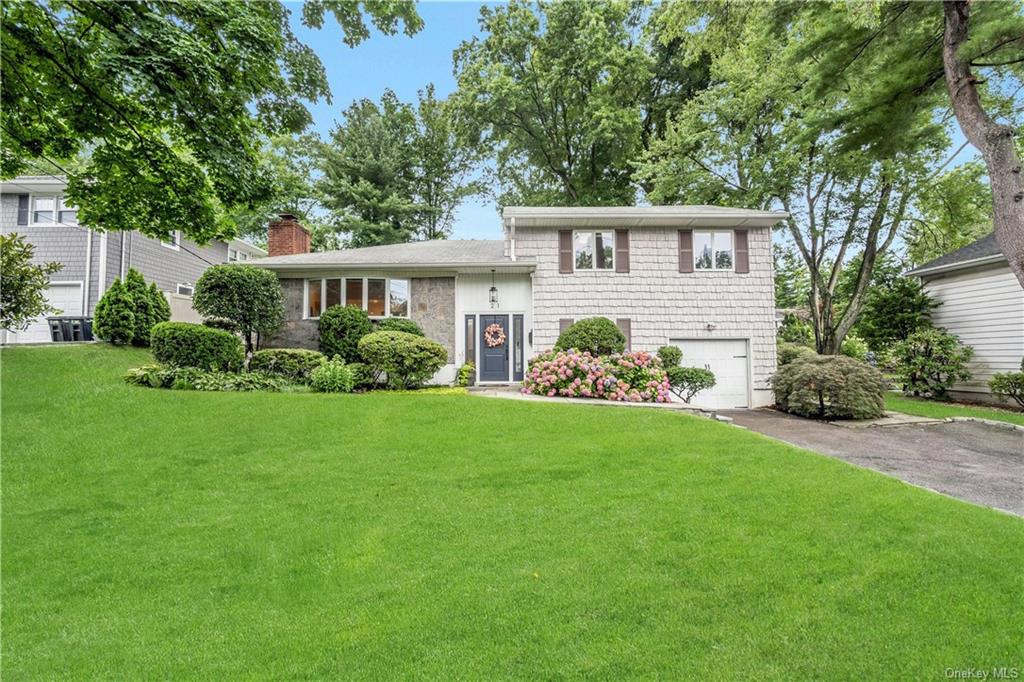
522 349 672 403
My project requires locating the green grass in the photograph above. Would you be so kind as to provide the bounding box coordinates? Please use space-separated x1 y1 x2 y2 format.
886 392 1024 427
3 345 1022 679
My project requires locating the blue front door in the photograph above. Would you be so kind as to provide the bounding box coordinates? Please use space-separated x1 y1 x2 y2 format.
479 314 510 382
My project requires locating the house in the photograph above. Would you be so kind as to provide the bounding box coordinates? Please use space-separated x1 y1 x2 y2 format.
0 176 266 343
906 233 1024 404
254 207 787 408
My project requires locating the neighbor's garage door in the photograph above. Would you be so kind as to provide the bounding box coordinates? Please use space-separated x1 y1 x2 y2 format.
9 283 83 343
670 339 749 409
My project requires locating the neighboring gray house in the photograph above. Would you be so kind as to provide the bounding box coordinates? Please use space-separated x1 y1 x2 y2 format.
0 176 265 343
255 206 787 408
906 233 1024 404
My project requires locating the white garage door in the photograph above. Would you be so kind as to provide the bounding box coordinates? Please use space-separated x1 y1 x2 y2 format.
671 338 749 409
7 283 83 344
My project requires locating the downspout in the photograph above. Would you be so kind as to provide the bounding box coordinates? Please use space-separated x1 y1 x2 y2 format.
119 232 126 278
83 229 92 313
95 231 108 314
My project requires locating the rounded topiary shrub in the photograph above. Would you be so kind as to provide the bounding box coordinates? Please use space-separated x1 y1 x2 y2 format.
772 354 887 420
892 328 973 399
151 321 244 372
657 345 682 368
309 358 356 393
319 305 372 362
554 317 626 355
250 348 325 382
358 330 448 389
375 317 423 336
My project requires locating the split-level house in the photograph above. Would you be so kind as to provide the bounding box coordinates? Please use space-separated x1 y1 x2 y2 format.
255 206 787 408
0 175 265 343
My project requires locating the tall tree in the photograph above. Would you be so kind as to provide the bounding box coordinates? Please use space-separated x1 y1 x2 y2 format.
1 0 421 243
413 85 485 240
452 0 651 206
318 90 423 247
907 161 994 264
773 244 811 310
639 2 942 354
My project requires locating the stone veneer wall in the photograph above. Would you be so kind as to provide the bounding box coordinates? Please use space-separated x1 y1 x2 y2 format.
514 225 778 394
264 276 455 362
410 277 455 361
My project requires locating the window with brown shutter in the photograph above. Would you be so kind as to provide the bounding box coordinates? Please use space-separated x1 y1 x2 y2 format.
734 229 749 273
16 195 29 225
615 230 630 273
558 230 573 273
678 230 693 273
616 318 631 351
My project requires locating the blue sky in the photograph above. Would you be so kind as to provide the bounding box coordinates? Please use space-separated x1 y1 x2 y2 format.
287 1 978 242
287 1 499 239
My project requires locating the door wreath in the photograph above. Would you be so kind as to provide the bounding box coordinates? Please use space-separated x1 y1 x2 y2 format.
484 322 507 348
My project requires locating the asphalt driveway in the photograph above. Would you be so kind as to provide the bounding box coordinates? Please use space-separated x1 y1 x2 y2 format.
721 409 1024 516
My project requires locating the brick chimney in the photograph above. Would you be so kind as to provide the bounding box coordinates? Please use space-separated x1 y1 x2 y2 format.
268 214 311 257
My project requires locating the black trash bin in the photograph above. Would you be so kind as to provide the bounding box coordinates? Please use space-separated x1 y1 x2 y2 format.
46 316 95 342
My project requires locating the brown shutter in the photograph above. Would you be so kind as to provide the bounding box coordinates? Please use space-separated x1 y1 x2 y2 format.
615 229 630 273
734 229 749 274
678 230 693 273
616 318 631 351
559 318 574 334
16 194 29 225
558 230 573 273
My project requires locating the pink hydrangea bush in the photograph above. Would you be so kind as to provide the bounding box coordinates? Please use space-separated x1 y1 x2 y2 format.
522 349 673 403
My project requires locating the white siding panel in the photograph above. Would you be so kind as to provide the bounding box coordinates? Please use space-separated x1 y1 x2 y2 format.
923 264 1024 393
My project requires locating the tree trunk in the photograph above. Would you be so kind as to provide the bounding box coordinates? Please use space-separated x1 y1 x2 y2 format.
943 1 1024 286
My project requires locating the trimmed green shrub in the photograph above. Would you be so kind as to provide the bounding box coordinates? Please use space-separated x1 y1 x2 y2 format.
250 348 325 382
554 317 626 355
345 361 374 390
656 345 682 368
773 355 887 420
150 321 244 372
989 358 1024 409
149 282 171 327
92 278 135 344
358 330 448 389
376 317 423 336
203 317 239 332
840 333 869 361
892 328 973 399
778 341 816 366
666 366 717 403
124 268 156 346
309 358 355 393
125 364 282 391
319 305 372 362
456 362 475 387
192 264 284 355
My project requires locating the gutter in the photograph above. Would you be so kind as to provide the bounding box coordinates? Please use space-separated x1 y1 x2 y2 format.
905 254 1006 278
251 260 536 272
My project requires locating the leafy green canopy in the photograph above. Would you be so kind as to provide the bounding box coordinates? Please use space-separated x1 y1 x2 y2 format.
192 265 284 355
1 0 421 243
0 233 62 331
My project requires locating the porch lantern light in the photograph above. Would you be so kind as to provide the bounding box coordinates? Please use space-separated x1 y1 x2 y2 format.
489 269 499 309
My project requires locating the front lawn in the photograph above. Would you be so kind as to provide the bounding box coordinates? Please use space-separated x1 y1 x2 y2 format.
3 345 1022 678
886 393 1024 427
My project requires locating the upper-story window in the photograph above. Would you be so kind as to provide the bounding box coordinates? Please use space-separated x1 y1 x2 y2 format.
228 248 250 262
30 195 77 225
694 231 733 270
305 277 410 319
574 230 614 271
162 230 181 250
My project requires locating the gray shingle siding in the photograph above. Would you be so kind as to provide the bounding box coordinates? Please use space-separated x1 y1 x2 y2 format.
1 192 91 291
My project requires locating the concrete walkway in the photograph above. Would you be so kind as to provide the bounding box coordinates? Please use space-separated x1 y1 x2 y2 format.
721 408 1024 516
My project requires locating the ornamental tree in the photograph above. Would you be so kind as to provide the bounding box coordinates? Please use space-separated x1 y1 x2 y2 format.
92 278 135 345
192 265 284 359
0 233 62 331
